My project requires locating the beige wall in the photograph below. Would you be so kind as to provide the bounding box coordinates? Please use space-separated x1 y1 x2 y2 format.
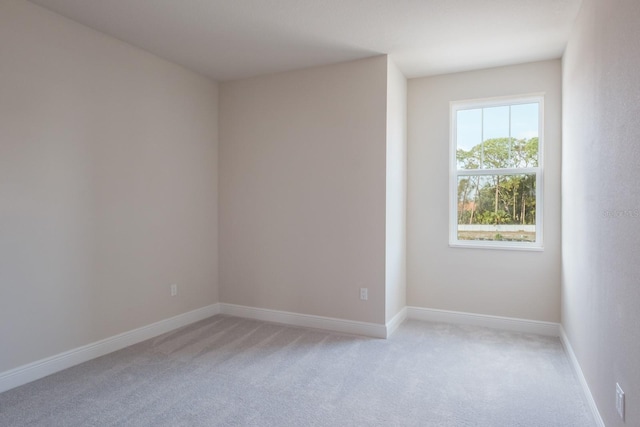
0 0 219 372
407 60 562 322
562 0 640 425
385 59 407 322
219 56 388 324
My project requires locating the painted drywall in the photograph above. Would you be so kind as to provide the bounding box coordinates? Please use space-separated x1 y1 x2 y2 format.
562 0 640 425
219 56 388 324
385 59 407 322
0 0 219 373
407 60 562 322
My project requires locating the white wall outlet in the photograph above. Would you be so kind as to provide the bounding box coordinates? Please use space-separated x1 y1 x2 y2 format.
359 288 368 301
616 382 625 420
170 284 178 297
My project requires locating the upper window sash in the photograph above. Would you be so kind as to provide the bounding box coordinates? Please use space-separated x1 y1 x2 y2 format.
451 95 544 172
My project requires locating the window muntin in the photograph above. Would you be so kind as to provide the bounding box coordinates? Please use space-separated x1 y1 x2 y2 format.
450 95 543 250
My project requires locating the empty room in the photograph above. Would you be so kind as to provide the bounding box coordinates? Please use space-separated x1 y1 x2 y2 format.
1 0 638 426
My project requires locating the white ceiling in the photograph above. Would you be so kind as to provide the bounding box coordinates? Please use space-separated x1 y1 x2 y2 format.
28 0 583 82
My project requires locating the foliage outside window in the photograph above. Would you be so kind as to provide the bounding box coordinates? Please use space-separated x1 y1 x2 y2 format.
450 95 543 250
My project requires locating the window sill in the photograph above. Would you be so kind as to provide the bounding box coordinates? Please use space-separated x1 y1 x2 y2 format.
449 242 544 252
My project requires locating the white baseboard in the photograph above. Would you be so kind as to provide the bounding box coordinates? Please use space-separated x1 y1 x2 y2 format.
386 307 408 337
559 326 605 427
219 303 388 339
406 306 560 336
0 303 567 395
0 303 221 394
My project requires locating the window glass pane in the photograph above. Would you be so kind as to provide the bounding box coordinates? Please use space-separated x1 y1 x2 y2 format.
482 106 510 140
511 103 538 139
511 103 539 167
456 174 536 242
456 109 481 169
482 106 510 169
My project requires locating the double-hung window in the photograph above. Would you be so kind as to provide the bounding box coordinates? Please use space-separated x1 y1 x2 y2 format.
450 95 543 250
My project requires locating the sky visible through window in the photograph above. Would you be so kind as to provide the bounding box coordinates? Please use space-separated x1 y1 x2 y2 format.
456 103 539 153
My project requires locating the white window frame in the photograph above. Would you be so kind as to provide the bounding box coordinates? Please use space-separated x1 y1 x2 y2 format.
449 94 544 251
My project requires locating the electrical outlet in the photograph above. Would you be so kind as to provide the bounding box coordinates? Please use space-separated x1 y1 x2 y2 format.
616 383 625 420
170 284 178 297
360 288 368 301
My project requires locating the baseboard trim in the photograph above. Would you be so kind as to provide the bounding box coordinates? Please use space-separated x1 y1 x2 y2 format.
385 307 408 337
559 326 605 427
406 306 560 336
219 303 387 339
0 303 567 394
0 303 221 394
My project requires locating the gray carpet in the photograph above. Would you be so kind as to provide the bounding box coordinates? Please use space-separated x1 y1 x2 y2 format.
0 315 594 426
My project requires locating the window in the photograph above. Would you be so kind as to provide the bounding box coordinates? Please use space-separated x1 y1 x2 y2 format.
450 95 543 250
